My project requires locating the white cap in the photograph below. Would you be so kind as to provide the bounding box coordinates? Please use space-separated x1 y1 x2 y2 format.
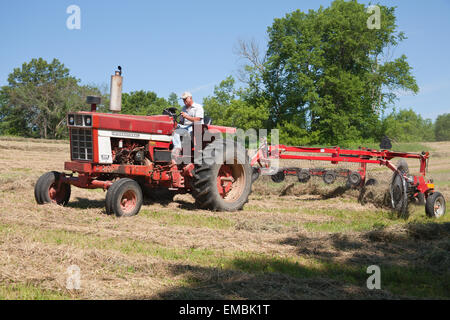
181 91 192 99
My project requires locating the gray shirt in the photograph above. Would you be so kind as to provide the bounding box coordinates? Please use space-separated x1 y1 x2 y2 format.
181 102 204 126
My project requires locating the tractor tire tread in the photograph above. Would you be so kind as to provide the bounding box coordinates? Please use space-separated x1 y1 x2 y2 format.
191 139 252 211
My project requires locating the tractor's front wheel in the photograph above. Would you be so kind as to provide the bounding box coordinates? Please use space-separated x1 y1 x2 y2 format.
192 140 252 211
34 171 71 206
106 178 143 217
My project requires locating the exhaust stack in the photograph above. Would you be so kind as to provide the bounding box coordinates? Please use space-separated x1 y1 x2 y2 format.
109 66 123 113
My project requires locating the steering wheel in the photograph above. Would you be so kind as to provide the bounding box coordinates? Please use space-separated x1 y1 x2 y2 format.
163 108 183 124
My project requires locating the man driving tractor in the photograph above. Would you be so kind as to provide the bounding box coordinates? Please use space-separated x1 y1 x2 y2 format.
171 91 204 160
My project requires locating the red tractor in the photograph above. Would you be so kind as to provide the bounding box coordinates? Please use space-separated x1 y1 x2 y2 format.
34 69 253 216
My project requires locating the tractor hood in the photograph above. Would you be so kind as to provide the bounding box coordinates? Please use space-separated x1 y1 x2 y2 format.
67 112 176 136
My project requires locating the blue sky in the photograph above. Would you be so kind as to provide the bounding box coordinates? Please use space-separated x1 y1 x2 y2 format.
0 0 449 120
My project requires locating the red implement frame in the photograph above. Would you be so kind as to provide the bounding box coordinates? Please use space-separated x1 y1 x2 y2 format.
251 142 434 198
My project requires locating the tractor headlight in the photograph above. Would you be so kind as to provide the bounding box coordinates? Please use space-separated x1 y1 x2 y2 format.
84 115 92 126
68 114 75 126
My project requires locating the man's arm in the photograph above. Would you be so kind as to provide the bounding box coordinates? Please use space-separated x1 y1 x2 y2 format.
181 104 204 123
180 112 201 122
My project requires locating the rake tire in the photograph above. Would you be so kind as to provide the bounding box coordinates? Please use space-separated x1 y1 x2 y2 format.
390 159 409 218
425 192 446 218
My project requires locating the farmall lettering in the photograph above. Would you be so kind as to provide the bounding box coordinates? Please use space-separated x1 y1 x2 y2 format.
112 131 140 138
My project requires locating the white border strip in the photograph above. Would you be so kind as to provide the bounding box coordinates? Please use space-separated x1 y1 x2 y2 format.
98 129 172 142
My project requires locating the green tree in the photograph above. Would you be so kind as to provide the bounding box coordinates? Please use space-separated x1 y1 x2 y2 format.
382 108 434 142
168 92 181 108
435 113 450 141
276 121 321 146
121 90 171 116
239 0 418 145
203 76 269 131
0 89 29 136
0 58 102 139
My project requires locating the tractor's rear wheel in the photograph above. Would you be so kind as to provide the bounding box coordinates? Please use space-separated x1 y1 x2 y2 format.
192 140 252 211
34 171 71 206
106 178 143 217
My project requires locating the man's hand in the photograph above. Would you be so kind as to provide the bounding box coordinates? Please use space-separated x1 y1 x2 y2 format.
181 112 201 123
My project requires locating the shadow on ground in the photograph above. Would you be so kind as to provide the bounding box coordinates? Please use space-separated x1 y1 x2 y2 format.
277 222 450 298
133 262 396 300
66 198 105 209
128 222 449 300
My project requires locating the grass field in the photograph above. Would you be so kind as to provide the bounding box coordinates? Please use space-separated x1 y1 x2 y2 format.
0 137 449 299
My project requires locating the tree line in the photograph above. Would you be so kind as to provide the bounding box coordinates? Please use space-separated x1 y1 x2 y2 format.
0 0 449 144
0 58 181 139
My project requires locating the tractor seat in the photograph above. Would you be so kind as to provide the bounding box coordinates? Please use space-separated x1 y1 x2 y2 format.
179 119 212 152
203 116 212 125
179 117 212 143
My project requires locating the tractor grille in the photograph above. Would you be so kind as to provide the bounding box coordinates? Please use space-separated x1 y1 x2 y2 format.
75 114 83 126
70 128 93 161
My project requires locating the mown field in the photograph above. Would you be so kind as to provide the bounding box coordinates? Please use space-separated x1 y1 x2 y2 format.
0 136 449 300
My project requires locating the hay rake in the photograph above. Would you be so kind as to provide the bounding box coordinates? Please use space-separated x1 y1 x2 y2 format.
251 140 446 218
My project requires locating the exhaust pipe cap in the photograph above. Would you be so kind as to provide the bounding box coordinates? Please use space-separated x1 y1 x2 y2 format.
86 96 101 105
